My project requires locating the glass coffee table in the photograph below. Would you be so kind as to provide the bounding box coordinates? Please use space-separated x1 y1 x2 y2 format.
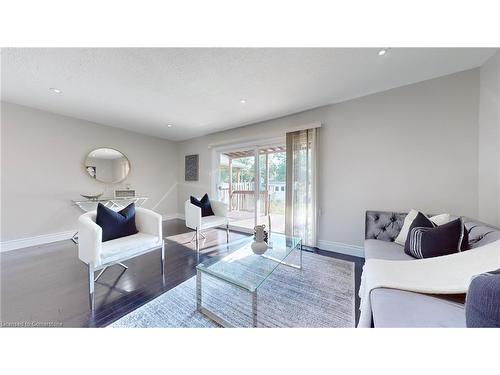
196 233 302 327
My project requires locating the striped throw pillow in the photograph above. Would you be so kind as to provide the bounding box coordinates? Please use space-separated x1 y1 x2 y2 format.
406 218 469 259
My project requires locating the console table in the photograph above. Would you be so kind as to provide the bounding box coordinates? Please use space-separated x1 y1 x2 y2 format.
71 196 149 243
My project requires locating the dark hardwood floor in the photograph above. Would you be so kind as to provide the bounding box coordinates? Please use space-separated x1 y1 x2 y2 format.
0 219 364 327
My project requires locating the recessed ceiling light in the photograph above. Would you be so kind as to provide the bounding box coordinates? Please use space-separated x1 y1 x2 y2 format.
167 124 173 128
240 99 246 104
49 87 62 94
378 49 387 56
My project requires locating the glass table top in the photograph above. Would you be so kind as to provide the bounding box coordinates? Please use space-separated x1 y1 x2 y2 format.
196 233 302 292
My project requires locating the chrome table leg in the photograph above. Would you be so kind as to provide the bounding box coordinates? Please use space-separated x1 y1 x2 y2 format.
252 290 258 328
161 240 165 275
300 240 303 270
196 270 201 311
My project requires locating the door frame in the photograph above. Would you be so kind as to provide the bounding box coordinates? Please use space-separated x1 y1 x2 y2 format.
210 136 285 233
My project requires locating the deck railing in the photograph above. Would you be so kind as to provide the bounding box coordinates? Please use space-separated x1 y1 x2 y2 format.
218 184 270 214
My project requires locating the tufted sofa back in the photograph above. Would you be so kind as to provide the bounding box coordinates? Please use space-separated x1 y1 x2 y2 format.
365 210 500 248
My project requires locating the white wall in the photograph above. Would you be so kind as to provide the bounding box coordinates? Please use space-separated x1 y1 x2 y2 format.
478 51 500 227
1 102 178 243
1 68 487 253
177 69 480 249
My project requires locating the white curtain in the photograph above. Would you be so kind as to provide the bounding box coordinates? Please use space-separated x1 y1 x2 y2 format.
285 128 318 247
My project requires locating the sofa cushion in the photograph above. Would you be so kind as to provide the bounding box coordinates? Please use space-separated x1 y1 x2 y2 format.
464 218 500 248
366 211 406 243
371 288 466 328
100 232 161 265
364 239 414 261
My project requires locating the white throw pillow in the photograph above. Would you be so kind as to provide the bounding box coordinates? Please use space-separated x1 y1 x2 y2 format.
429 213 451 226
394 210 451 245
394 209 419 245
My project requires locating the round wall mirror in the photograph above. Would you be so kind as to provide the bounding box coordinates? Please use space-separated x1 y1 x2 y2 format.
84 148 131 184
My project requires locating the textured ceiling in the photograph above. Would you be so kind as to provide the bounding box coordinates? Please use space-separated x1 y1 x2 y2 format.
1 48 496 141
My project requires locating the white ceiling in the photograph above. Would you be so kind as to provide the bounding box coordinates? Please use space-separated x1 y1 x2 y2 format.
1 48 496 141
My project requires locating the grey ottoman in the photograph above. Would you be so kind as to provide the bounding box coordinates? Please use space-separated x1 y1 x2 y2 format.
465 269 500 328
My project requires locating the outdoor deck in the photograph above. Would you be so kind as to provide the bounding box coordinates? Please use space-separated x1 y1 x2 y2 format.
227 210 285 234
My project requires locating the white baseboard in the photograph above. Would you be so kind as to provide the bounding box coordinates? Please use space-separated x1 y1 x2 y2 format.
0 231 75 253
161 213 184 221
1 217 365 260
317 239 365 258
2 214 183 253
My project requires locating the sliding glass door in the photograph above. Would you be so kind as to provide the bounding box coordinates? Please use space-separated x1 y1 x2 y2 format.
217 149 257 230
215 142 286 234
213 128 318 245
257 147 286 233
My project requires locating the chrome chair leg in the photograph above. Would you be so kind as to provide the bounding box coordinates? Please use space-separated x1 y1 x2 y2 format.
94 268 107 282
190 231 206 241
94 262 128 282
88 264 95 311
71 232 79 244
195 228 200 252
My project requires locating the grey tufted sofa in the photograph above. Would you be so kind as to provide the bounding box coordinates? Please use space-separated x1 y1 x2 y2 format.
363 210 500 327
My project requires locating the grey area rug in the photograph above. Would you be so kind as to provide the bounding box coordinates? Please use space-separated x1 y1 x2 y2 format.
109 251 355 328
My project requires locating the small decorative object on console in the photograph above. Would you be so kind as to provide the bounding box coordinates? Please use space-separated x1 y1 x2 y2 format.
115 189 136 198
80 193 103 201
251 224 269 255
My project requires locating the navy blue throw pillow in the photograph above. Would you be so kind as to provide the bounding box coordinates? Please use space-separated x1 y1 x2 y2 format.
96 203 138 242
466 269 500 327
405 217 469 259
190 194 215 217
404 212 435 256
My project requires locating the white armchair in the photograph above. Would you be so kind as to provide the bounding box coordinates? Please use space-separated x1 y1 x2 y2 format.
185 198 229 251
78 207 164 310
